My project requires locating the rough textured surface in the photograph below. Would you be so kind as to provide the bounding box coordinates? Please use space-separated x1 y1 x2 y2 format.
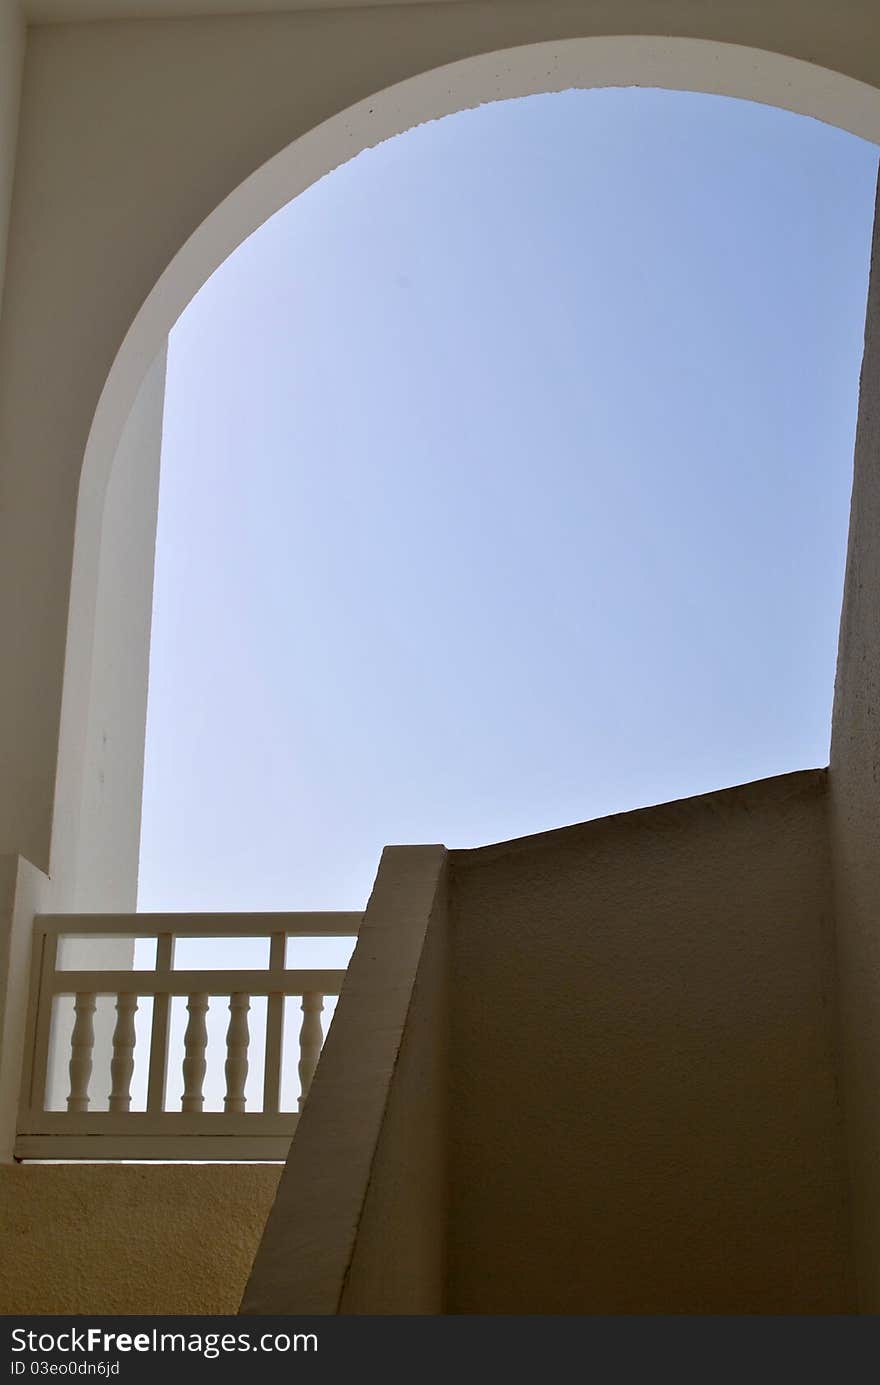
449 770 853 1313
340 869 449 1313
829 170 880 1310
242 847 448 1315
0 0 22 326
0 1164 280 1314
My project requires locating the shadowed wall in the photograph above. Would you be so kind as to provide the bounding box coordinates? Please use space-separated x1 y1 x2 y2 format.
829 170 880 1310
449 770 853 1312
0 1163 281 1314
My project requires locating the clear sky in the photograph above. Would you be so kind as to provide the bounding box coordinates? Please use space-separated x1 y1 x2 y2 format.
137 87 880 914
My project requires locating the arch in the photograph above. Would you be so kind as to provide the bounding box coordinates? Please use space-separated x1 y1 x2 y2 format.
82 35 880 513
54 33 880 909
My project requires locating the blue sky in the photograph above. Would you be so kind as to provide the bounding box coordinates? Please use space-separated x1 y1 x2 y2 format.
137 87 879 913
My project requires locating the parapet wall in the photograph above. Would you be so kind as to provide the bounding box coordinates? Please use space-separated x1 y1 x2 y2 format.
449 769 854 1312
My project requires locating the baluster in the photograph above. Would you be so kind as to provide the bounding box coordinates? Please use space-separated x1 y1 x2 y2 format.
224 993 251 1114
67 992 97 1113
181 993 209 1113
298 992 324 1111
109 993 139 1113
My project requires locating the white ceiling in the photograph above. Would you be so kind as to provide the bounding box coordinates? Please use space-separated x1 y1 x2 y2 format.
24 0 466 23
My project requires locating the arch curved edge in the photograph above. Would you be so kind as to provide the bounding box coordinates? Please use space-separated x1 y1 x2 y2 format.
81 33 880 513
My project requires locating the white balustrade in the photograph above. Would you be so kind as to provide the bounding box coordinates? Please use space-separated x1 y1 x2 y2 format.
67 992 96 1113
16 912 360 1161
181 992 209 1113
108 993 138 1113
298 993 324 1110
224 992 250 1114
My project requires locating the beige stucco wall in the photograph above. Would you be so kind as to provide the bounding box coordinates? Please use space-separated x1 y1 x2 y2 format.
339 866 449 1313
449 770 853 1313
244 774 854 1314
829 173 880 1311
243 846 449 1315
0 1163 280 1314
0 0 23 323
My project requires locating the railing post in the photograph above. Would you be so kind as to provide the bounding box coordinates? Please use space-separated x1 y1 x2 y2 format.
0 855 50 1162
262 933 286 1116
146 932 174 1114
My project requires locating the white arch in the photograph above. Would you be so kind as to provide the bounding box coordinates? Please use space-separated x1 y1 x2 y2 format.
56 32 880 910
81 35 880 514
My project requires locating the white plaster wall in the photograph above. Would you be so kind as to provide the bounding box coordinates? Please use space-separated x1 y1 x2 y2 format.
54 346 166 912
0 854 49 1160
37 348 166 1111
0 0 23 323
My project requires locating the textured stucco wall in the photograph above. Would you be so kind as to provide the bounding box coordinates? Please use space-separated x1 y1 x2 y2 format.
340 868 449 1313
0 0 23 324
829 172 880 1310
449 770 853 1313
0 1164 280 1314
242 847 448 1315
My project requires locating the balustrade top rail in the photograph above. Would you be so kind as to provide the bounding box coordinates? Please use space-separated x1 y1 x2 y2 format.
15 911 362 1162
36 911 363 936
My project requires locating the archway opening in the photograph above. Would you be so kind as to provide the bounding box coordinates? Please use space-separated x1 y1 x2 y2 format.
56 35 880 918
136 86 878 914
